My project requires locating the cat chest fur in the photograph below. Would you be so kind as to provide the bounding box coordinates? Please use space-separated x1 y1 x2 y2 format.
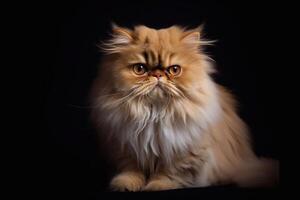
118 104 206 170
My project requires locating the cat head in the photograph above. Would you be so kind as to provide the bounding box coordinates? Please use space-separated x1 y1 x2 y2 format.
99 24 215 103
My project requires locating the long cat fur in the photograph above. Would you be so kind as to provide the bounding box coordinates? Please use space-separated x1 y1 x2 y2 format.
90 24 279 191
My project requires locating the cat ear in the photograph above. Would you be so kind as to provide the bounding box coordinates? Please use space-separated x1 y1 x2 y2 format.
99 23 133 54
111 23 133 45
181 25 202 45
181 25 215 48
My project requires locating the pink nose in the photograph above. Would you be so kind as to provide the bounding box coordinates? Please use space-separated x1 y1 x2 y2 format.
149 70 164 79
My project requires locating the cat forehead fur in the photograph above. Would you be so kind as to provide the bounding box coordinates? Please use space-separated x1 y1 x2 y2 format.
115 25 201 45
132 25 200 48
103 25 206 65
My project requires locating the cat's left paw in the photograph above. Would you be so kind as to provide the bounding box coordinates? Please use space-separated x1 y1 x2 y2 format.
143 177 180 191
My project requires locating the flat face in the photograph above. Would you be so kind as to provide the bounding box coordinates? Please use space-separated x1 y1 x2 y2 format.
103 25 210 101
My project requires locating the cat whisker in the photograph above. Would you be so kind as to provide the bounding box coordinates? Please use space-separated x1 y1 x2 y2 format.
167 82 193 100
130 82 156 99
99 84 146 104
162 82 185 98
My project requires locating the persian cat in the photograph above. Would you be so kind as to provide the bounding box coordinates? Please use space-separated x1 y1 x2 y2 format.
90 24 279 191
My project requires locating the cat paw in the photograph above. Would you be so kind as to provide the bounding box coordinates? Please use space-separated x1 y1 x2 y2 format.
110 171 146 192
143 178 180 191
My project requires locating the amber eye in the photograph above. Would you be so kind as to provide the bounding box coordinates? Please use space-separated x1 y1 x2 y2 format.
132 64 147 75
168 65 181 76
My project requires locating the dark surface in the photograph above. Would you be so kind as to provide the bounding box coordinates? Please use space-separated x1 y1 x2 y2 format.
37 0 280 198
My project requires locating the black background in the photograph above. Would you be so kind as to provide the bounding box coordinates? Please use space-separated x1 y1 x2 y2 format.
37 0 280 198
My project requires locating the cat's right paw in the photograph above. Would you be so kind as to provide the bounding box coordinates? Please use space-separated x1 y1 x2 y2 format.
110 171 146 192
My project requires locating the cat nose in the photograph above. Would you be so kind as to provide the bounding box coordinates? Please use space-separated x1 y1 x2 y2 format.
149 70 163 79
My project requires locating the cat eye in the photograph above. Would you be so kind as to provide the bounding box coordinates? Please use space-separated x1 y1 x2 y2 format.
132 64 147 75
167 65 181 76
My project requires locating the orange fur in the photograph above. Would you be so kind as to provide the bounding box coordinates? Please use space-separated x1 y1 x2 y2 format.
90 25 279 191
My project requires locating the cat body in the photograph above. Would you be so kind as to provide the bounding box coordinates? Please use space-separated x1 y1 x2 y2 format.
91 25 278 191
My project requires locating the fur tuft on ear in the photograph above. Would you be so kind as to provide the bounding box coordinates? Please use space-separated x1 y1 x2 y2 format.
98 23 133 54
181 25 202 44
181 24 216 47
111 23 133 44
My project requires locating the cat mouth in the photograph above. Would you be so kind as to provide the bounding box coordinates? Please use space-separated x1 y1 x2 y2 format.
151 84 162 90
148 82 166 96
153 81 164 90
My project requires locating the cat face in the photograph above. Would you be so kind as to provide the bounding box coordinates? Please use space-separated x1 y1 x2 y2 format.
101 25 213 102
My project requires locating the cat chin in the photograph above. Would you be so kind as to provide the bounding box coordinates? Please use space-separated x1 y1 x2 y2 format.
148 85 166 100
